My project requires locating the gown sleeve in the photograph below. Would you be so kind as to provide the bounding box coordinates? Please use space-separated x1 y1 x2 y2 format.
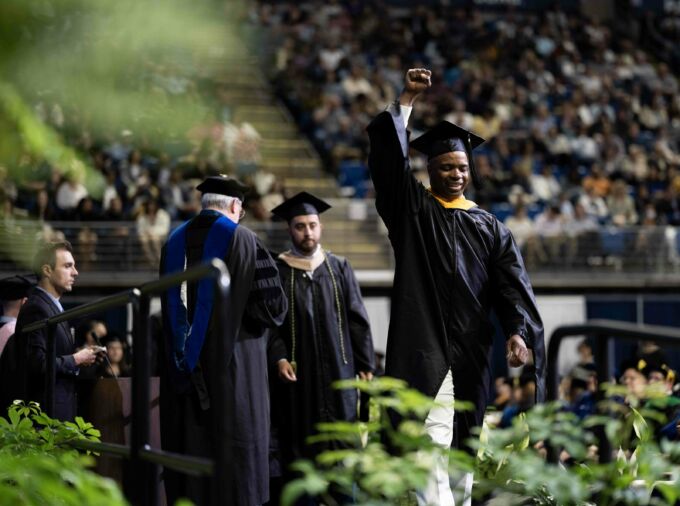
366 111 422 233
340 258 375 374
243 236 288 328
267 326 289 367
490 219 546 402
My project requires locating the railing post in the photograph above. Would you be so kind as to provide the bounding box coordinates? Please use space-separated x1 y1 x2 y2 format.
546 330 562 403
594 332 613 463
545 328 564 463
44 321 57 418
129 289 158 506
210 268 232 505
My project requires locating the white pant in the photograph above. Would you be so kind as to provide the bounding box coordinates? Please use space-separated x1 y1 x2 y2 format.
416 369 473 506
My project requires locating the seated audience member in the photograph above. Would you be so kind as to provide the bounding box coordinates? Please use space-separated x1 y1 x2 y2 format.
641 361 680 440
499 367 538 428
101 196 131 268
606 180 638 226
566 365 597 420
136 198 171 268
635 340 669 369
493 376 513 411
619 359 649 403
505 203 545 267
534 204 565 265
74 197 100 271
74 320 109 379
103 334 130 378
564 203 599 265
576 338 595 369
55 174 89 219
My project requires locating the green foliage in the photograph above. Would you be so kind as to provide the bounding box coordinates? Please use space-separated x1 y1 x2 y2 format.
281 377 474 506
284 379 680 506
0 401 127 505
0 0 249 268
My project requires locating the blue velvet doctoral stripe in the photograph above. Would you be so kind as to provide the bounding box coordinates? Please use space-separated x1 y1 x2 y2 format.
163 212 237 374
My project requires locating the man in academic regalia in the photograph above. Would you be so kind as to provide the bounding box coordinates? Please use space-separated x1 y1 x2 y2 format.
367 69 545 505
267 192 375 502
159 175 288 506
0 275 33 411
0 275 32 357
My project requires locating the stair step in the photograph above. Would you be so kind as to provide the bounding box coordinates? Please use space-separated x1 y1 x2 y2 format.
233 109 289 124
261 139 308 149
263 157 321 168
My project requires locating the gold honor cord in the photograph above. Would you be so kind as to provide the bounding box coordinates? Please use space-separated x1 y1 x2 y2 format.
287 254 349 374
324 254 349 365
289 266 297 374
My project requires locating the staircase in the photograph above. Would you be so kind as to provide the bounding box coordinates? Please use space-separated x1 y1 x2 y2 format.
216 45 392 270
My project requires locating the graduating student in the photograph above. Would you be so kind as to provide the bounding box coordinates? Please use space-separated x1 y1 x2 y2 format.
267 192 375 495
0 275 33 411
159 175 288 506
367 69 545 505
0 275 32 356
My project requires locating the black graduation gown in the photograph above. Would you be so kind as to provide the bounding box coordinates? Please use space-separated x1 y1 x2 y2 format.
268 252 374 465
159 210 288 506
367 111 546 449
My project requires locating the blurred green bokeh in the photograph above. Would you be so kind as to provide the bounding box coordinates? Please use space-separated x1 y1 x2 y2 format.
0 0 246 192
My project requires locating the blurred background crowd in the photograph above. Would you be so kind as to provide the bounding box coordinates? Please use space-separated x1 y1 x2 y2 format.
2 1 678 274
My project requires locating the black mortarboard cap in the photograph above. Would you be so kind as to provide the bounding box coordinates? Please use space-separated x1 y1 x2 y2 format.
270 191 332 222
410 121 485 190
196 175 250 201
640 359 675 381
0 275 34 300
619 358 651 378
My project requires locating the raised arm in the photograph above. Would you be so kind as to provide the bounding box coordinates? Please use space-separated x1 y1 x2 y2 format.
366 69 431 231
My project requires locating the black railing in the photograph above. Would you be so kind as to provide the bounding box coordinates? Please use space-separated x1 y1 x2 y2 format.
546 319 680 462
20 259 231 506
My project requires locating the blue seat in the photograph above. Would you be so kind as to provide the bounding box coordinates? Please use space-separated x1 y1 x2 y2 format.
600 228 626 256
491 203 513 223
338 161 369 198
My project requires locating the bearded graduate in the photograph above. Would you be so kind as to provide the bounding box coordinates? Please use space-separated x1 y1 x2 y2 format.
267 192 375 501
366 69 546 506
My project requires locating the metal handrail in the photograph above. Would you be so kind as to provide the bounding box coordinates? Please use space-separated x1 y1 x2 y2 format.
22 291 135 333
139 446 213 477
19 258 231 506
69 439 131 458
546 318 680 463
547 319 680 400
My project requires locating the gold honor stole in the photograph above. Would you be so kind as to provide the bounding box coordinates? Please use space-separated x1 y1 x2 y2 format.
427 188 477 210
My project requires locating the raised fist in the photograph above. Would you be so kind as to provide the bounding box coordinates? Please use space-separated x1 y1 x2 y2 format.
404 68 432 94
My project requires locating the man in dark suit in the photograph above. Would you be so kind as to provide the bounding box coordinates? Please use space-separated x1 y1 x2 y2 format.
17 240 98 421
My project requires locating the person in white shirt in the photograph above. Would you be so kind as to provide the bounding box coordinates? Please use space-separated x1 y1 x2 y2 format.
136 198 171 268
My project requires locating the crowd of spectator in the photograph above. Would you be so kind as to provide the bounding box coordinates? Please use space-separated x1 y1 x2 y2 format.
490 338 680 458
0 107 285 268
255 1 680 266
1 2 679 272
